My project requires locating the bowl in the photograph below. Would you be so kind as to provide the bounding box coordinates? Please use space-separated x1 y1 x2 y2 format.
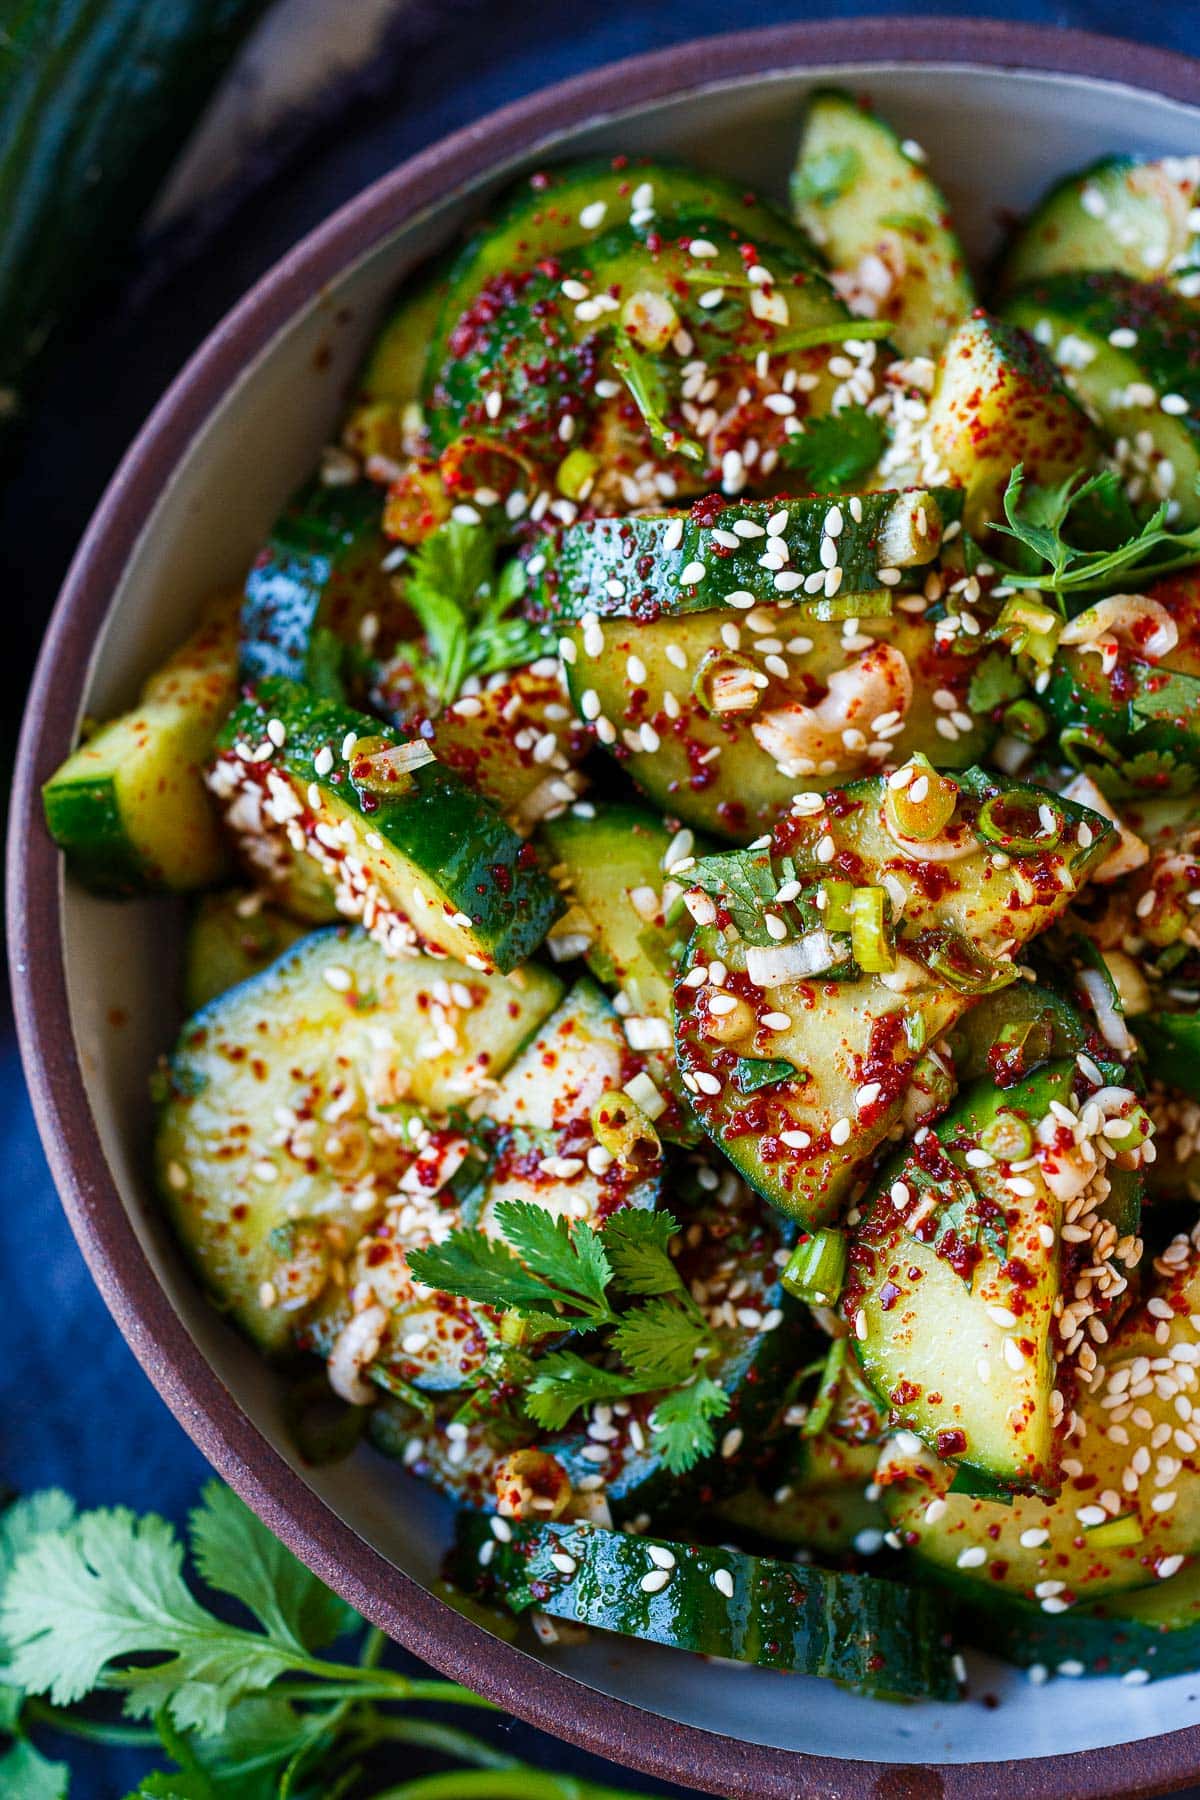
11 19 1200 1798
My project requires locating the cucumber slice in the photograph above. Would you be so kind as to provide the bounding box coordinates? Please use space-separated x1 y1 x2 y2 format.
673 767 1114 1220
534 490 952 622
540 801 699 1138
1004 273 1200 526
156 927 562 1354
239 479 415 702
43 594 239 894
452 1514 959 1700
426 213 853 491
792 89 973 358
559 602 993 842
429 663 588 834
879 1244 1200 1605
913 313 1101 536
210 677 560 973
183 888 309 1011
998 155 1200 295
358 266 448 411
847 1058 1146 1493
952 1558 1200 1682
301 979 662 1393
425 158 818 402
713 1435 885 1555
1042 571 1200 797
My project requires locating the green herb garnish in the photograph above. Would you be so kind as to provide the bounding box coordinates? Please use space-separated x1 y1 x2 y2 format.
408 1202 732 1474
404 521 545 705
778 403 888 491
610 338 704 464
989 464 1200 607
0 1482 663 1799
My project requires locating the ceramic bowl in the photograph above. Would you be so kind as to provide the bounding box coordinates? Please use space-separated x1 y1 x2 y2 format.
11 20 1200 1798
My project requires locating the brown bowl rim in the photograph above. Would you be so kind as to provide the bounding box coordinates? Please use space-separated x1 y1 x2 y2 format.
10 19 1200 1799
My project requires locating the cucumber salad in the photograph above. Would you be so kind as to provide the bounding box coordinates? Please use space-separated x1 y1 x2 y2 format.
43 94 1200 1702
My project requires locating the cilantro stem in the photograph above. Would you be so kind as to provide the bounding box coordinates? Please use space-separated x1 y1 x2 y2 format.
359 1622 388 1669
371 1772 640 1800
280 1671 497 1709
22 1697 157 1747
351 1717 515 1769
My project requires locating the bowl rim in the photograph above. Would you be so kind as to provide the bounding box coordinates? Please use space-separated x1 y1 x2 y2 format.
10 18 1200 1798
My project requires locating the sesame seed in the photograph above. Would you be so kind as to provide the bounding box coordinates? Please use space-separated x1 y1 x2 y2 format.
1162 393 1189 415
549 1551 577 1575
957 1547 987 1569
640 1568 671 1594
713 1567 735 1598
680 560 706 585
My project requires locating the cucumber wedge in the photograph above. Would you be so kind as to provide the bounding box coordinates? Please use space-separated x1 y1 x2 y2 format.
792 88 973 358
914 313 1102 536
713 1434 885 1556
533 490 952 622
43 593 239 893
210 678 560 973
998 155 1200 295
239 478 414 702
183 888 309 1011
847 1058 1147 1493
156 927 562 1354
879 1240 1200 1606
1004 273 1200 525
559 602 993 842
429 663 588 834
673 767 1113 1220
452 1514 959 1700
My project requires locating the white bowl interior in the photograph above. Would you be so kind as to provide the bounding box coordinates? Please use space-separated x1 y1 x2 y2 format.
61 60 1200 1767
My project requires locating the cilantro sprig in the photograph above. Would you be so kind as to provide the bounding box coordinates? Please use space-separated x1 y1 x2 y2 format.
988 463 1200 608
408 1202 730 1474
0 1482 660 1800
402 520 546 705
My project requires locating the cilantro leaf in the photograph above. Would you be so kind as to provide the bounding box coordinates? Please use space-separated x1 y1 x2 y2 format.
690 847 778 940
650 1378 731 1475
791 145 861 210
599 1210 682 1295
610 340 703 463
967 649 1026 715
611 1297 709 1388
188 1484 350 1657
403 521 543 704
0 1738 69 1800
990 463 1200 603
778 404 887 491
0 1507 310 1735
523 1354 646 1431
491 1201 612 1316
405 1229 562 1316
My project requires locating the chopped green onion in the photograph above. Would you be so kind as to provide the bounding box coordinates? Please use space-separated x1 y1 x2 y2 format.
802 591 893 622
850 885 896 973
590 1089 661 1170
923 931 1017 996
782 1228 848 1307
1002 698 1048 744
979 1109 1034 1162
764 318 892 354
1085 1512 1144 1548
884 753 958 841
976 788 1065 854
693 648 767 716
801 1335 849 1438
1102 1101 1153 1151
556 448 600 499
820 880 855 933
992 595 1062 669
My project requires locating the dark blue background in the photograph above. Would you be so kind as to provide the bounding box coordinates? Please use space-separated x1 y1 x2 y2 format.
4 3 1197 1793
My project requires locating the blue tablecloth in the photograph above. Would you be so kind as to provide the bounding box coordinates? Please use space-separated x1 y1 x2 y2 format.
4 2 1198 1792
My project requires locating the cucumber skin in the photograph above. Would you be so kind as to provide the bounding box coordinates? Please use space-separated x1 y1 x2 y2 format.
423 157 817 410
453 1513 959 1700
240 480 396 691
42 776 150 895
530 491 957 623
1 0 272 422
219 678 560 974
